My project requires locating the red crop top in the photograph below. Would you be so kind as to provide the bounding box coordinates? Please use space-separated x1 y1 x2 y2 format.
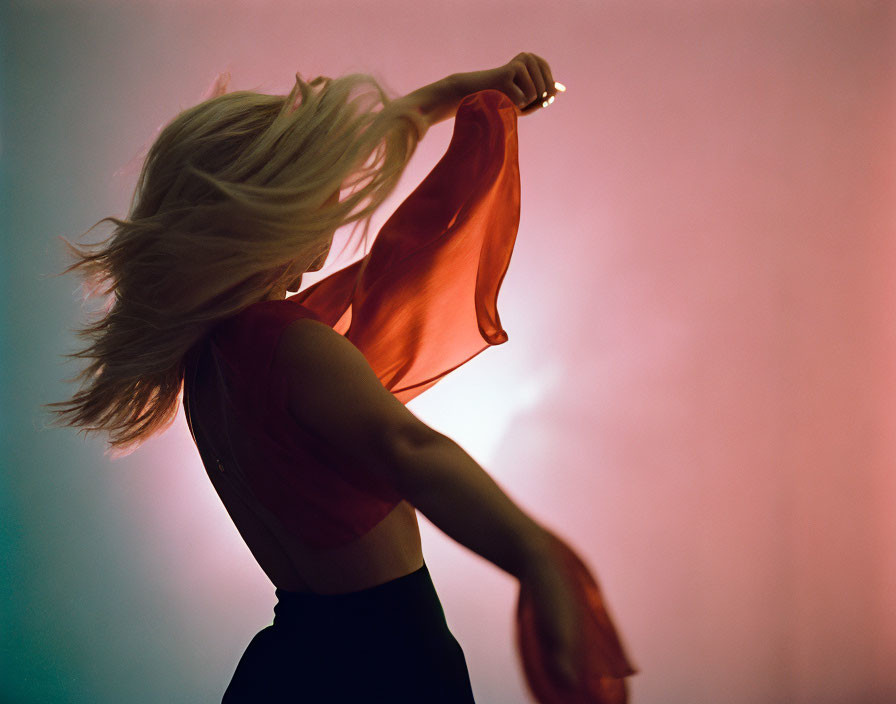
182 88 636 702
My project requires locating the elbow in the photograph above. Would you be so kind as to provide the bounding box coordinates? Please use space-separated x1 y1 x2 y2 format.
386 425 446 496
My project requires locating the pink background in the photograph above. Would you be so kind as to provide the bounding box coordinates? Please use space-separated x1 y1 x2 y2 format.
5 1 894 702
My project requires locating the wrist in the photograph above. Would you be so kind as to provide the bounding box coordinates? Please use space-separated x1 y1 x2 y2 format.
451 70 493 99
517 524 556 583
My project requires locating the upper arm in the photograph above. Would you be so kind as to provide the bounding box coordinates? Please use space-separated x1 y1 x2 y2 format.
272 317 440 488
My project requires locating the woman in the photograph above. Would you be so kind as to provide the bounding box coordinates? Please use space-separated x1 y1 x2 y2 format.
47 52 636 702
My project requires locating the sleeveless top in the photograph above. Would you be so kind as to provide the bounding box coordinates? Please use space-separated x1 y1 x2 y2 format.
181 88 638 701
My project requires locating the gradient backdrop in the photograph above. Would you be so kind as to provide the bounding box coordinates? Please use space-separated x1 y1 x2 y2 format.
2 1 895 702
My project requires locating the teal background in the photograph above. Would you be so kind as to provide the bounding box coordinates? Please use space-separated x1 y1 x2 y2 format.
3 1 896 703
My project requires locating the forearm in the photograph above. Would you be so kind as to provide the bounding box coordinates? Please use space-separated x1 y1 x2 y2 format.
394 432 551 581
398 71 492 128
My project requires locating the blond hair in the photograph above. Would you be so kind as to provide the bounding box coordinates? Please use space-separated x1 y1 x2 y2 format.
44 70 429 457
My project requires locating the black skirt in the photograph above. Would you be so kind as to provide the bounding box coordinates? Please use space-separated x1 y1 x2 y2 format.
222 563 476 703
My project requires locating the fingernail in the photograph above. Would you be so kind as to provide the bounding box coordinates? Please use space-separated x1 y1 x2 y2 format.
548 95 555 105
542 91 547 98
542 100 548 108
554 81 566 92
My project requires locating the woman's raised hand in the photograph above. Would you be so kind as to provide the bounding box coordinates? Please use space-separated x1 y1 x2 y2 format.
457 52 566 117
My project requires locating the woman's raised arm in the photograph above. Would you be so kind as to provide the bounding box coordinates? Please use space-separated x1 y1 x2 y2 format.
394 73 469 128
397 52 562 129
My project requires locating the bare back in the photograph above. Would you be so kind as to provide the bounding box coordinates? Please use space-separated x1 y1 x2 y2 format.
205 451 423 594
183 343 423 596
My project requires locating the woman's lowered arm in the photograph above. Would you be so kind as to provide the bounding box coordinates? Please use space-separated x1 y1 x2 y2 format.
393 430 552 582
277 317 552 582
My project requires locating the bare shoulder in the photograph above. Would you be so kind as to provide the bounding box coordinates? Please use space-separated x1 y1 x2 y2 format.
272 316 336 366
270 316 439 480
272 316 369 383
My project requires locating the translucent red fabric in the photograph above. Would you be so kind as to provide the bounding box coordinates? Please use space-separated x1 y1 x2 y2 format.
284 89 518 405
516 531 638 703
184 88 637 702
